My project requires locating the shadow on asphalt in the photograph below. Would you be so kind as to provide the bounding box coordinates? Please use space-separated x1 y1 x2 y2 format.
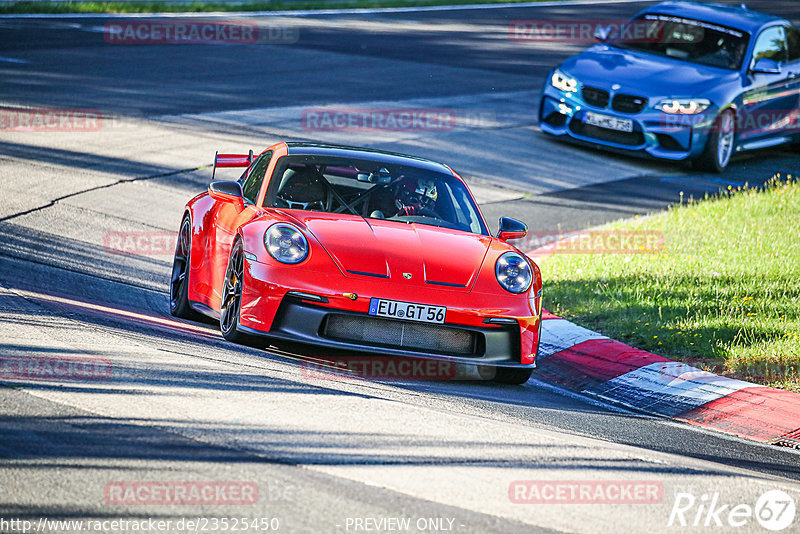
1 271 799 481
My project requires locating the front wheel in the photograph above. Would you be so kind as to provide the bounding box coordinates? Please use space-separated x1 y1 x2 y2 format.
479 365 532 385
694 109 735 173
493 367 533 385
220 239 260 346
170 215 201 320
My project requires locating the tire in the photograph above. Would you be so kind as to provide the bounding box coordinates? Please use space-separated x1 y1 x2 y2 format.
492 367 533 385
169 215 201 320
694 109 735 173
219 239 261 346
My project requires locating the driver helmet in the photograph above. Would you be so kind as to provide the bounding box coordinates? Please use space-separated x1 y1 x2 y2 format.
396 178 438 214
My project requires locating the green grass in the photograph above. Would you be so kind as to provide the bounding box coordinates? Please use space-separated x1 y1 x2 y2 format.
539 175 800 392
0 0 563 14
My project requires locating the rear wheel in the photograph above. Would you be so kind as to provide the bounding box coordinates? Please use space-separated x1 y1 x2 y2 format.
694 109 735 173
169 216 200 320
220 239 260 346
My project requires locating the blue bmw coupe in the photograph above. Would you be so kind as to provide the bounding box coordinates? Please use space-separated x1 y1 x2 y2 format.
539 1 800 172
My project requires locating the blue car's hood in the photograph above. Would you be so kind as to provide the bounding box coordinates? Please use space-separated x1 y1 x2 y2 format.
561 45 738 98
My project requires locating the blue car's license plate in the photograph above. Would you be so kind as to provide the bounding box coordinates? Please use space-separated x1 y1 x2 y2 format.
368 298 446 324
584 111 634 132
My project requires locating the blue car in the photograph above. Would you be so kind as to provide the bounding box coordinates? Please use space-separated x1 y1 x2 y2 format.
539 1 800 172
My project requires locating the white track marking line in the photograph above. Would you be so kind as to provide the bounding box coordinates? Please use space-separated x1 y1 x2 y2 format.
0 0 643 19
0 55 29 64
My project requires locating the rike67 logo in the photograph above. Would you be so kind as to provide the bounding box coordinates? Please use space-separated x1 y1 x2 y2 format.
669 490 796 531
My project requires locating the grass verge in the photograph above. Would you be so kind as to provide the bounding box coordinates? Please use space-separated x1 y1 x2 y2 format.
0 0 563 15
538 175 800 392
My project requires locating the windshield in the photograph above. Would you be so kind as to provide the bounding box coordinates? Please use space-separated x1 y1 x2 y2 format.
266 155 488 236
612 13 749 70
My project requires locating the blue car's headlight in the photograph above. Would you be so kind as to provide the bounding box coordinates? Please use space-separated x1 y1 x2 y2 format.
654 98 711 115
265 223 308 264
495 252 533 294
551 69 579 93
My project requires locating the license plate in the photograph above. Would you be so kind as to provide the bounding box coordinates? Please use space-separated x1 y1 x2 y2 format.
368 298 446 324
584 111 634 132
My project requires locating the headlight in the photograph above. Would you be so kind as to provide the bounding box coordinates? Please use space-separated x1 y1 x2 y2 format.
495 252 533 294
551 69 579 93
654 98 711 115
265 223 308 264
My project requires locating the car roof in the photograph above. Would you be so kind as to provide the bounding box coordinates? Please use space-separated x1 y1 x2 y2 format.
641 1 787 34
284 142 454 175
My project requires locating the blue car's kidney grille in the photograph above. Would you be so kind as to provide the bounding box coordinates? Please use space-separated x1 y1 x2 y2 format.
582 85 610 108
612 94 647 114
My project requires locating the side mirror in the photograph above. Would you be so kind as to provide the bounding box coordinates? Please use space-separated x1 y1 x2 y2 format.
594 26 612 42
497 217 527 241
751 57 781 75
208 181 245 210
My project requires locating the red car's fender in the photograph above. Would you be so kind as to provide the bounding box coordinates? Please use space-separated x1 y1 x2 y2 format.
183 142 289 311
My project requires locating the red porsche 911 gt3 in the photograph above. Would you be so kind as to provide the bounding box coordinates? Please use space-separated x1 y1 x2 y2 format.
170 142 542 384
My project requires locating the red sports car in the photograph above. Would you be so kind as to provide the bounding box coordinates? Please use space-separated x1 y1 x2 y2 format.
170 142 542 384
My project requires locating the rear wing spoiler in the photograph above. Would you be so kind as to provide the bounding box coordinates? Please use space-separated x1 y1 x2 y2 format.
211 150 254 181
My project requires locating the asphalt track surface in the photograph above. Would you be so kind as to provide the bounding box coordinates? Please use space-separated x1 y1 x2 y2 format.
1 1 800 532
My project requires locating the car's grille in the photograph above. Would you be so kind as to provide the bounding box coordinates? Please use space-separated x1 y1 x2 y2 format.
612 93 647 114
582 85 610 108
569 119 645 146
323 314 479 356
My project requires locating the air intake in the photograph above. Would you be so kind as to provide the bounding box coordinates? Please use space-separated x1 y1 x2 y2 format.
323 315 479 356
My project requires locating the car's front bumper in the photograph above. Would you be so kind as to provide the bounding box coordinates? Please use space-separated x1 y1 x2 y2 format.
539 83 716 161
236 259 541 368
239 298 533 368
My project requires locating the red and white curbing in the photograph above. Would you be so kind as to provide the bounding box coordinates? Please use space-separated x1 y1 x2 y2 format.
536 310 800 446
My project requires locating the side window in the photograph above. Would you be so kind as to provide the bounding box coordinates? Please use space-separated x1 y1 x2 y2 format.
241 151 272 205
752 26 787 65
786 26 800 62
